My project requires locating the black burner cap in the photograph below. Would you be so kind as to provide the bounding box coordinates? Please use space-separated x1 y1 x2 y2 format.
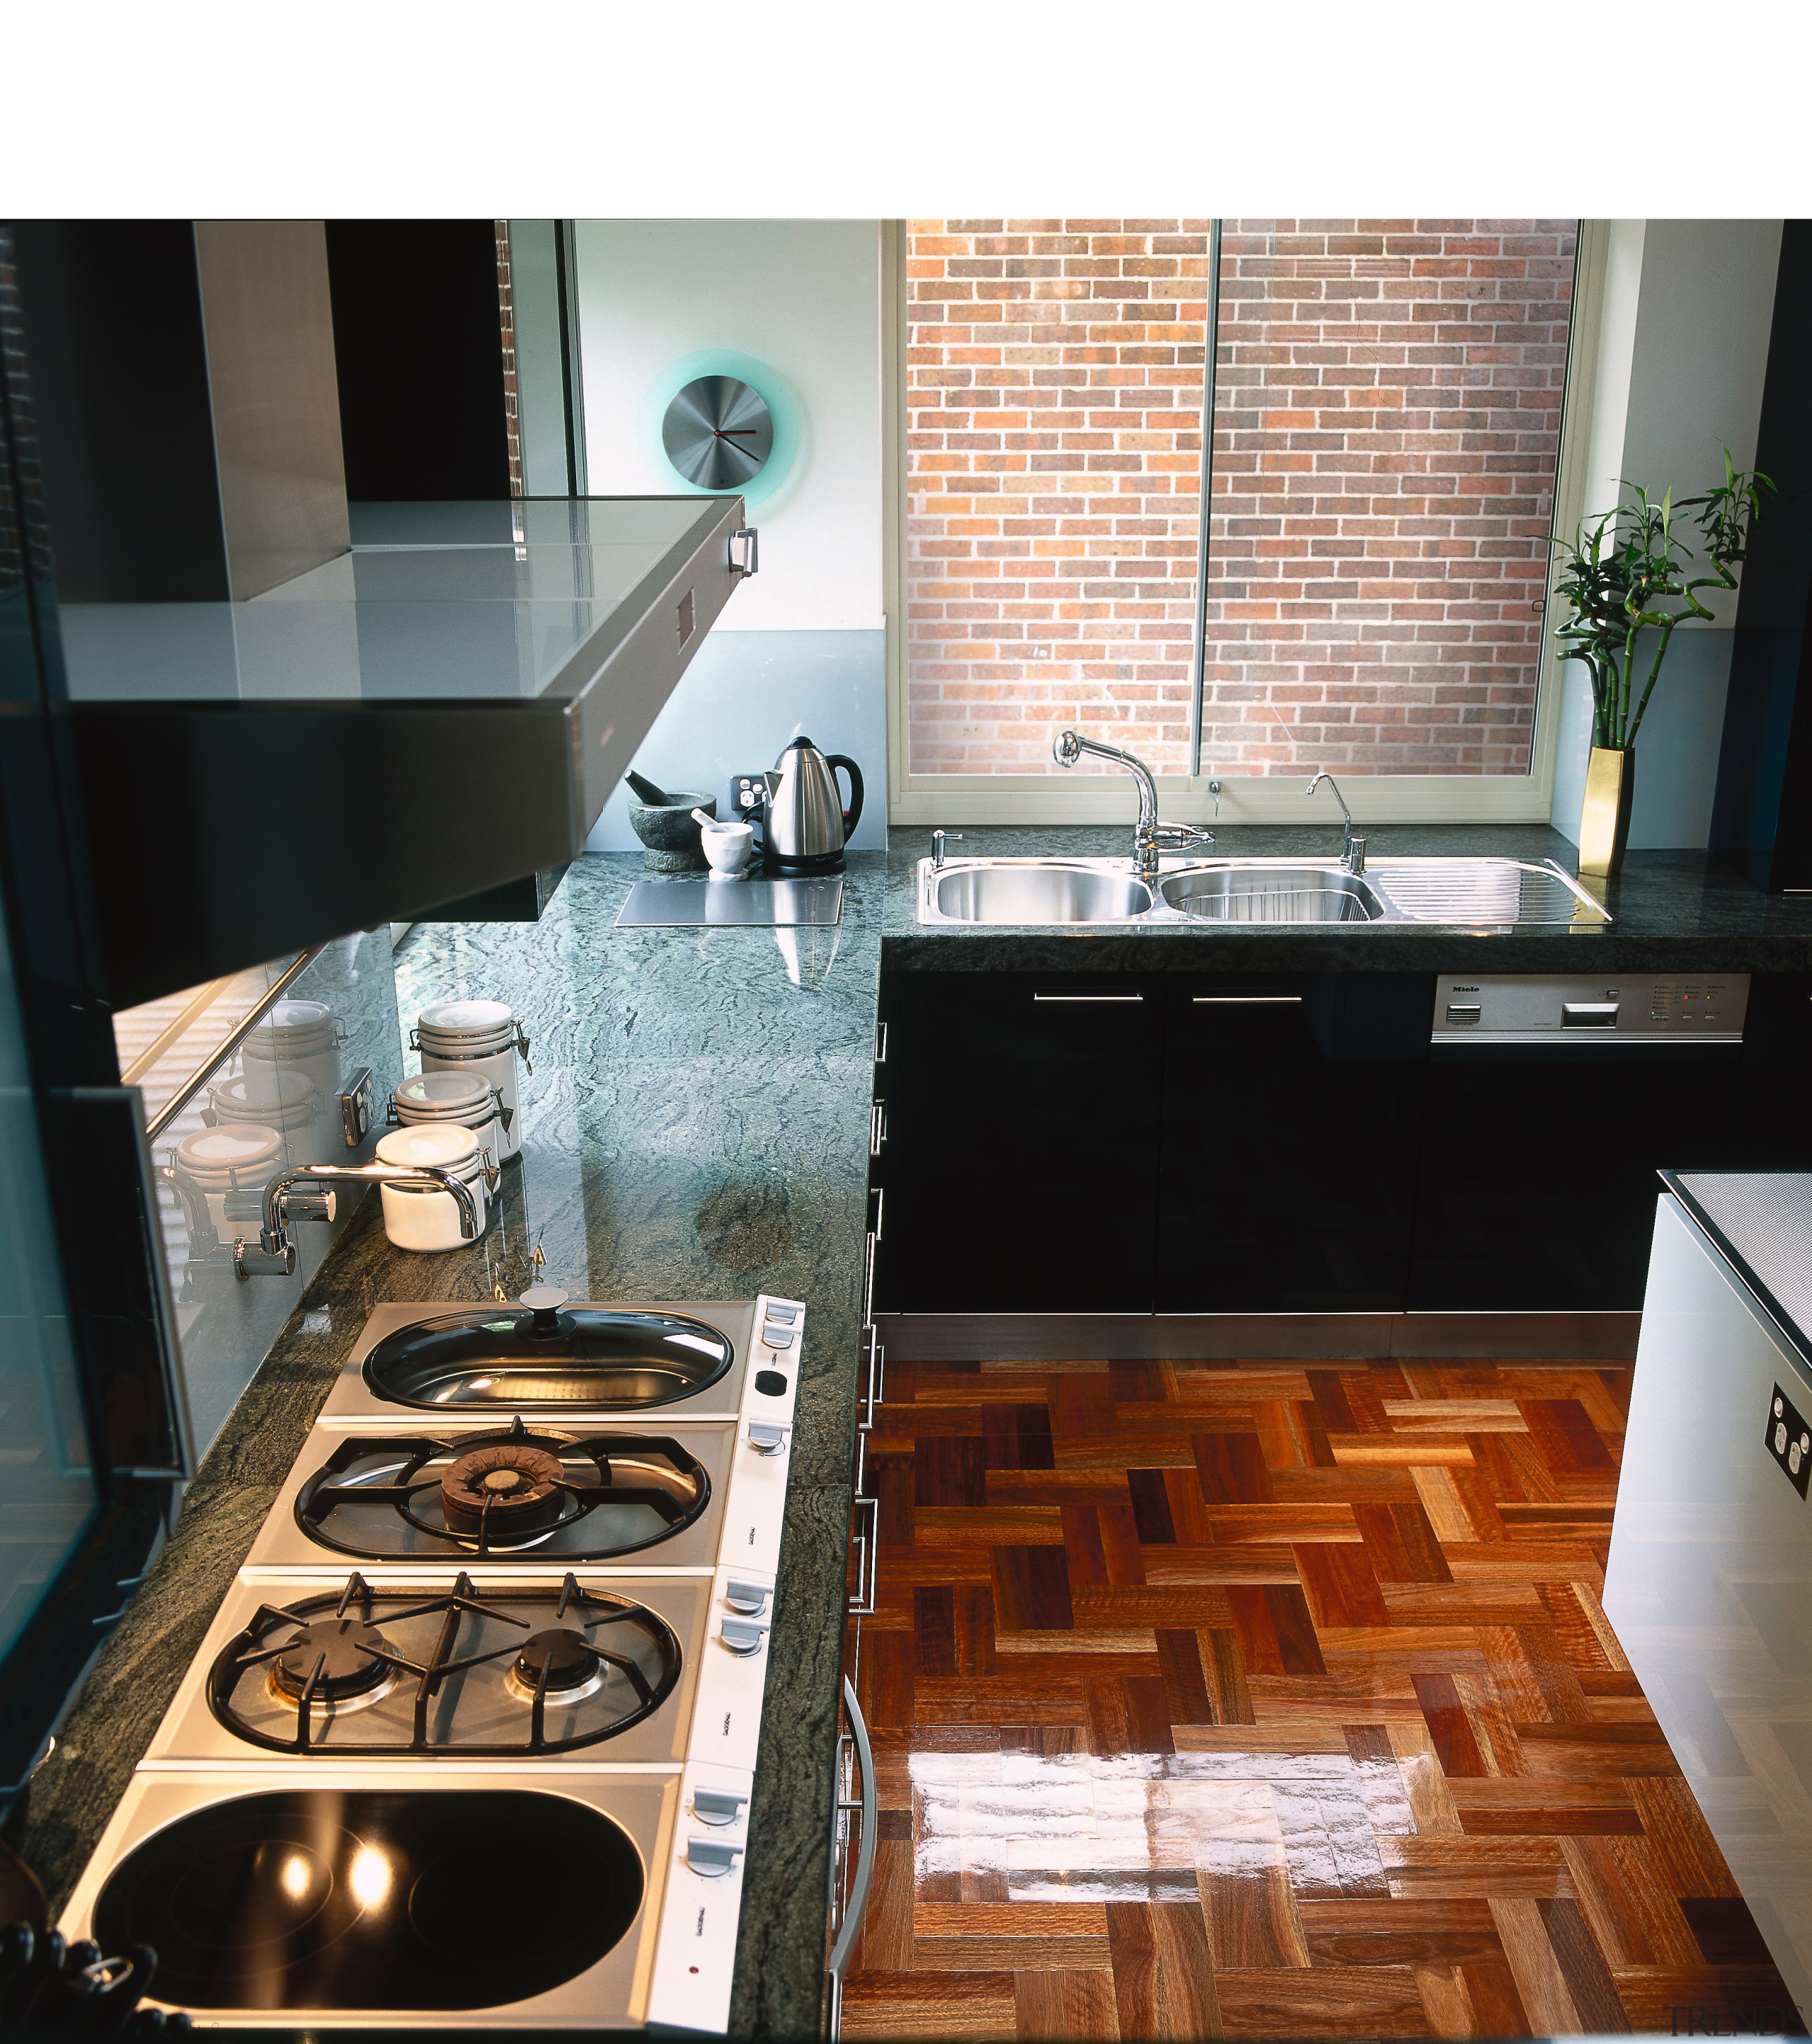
272 1619 394 1701
755 1369 789 1396
513 1628 600 1693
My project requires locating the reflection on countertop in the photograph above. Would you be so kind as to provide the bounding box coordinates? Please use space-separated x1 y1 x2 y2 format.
21 851 882 2041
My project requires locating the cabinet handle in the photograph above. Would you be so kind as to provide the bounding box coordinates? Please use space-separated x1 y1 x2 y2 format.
869 1101 887 1156
868 1186 884 1240
861 1231 877 1324
847 1495 879 1617
1033 992 1143 1004
856 1325 883 1432
874 1021 888 1064
1193 994 1302 1004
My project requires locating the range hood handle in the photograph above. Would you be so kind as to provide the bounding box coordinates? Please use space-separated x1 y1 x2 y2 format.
730 526 759 576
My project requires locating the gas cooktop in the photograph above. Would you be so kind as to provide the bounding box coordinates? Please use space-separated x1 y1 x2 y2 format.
243 1416 737 1571
60 1292 807 2031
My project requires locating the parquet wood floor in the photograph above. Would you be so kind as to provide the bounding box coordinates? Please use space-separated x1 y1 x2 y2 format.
840 1359 1804 2040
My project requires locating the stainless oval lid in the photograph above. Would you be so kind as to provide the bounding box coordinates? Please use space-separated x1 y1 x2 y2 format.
362 1305 735 1410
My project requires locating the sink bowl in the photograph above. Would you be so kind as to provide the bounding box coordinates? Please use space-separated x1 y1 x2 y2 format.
914 853 1611 928
926 863 1154 924
1158 864 1385 923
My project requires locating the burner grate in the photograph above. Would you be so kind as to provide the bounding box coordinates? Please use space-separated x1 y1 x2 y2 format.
292 1415 710 1561
208 1571 682 1757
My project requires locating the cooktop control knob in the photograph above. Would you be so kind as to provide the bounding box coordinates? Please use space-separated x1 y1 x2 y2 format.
725 1578 771 1615
687 1836 745 1877
694 1787 751 1827
747 1421 789 1455
720 1617 769 1655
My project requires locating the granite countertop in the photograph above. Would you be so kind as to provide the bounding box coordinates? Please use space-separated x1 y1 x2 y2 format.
21 851 885 2039
1668 1171 1812 1376
18 822 1812 2038
881 823 1812 972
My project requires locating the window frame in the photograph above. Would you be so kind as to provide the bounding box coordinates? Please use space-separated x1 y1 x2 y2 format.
883 218 1610 828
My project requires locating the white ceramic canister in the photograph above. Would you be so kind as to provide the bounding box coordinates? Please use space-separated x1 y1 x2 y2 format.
211 1067 320 1164
414 999 530 1161
391 1069 505 1170
241 998 343 1106
374 1124 489 1253
172 1122 285 1243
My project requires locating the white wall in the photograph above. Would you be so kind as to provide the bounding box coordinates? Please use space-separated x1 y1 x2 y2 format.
574 219 882 632
1552 219 1782 848
573 219 888 850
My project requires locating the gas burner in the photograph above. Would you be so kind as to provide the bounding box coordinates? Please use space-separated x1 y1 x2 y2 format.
508 1627 604 1703
440 1443 567 1534
207 1572 682 1756
269 1619 399 1706
291 1417 711 1561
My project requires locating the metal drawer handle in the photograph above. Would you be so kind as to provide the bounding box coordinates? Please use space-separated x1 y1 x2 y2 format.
869 1100 887 1156
826 1677 878 1995
1193 994 1302 1004
862 1231 878 1324
847 1494 879 1617
1033 992 1143 1003
856 1325 883 1432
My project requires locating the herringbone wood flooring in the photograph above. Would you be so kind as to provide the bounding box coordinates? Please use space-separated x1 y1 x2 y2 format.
840 1359 1801 2039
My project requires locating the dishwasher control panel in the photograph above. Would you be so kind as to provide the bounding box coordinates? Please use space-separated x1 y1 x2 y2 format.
1766 1382 1812 1500
1431 972 1750 1040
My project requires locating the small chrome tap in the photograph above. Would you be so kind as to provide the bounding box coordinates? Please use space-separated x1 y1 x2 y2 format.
234 1159 495 1279
1053 730 1214 878
931 828 964 870
1306 771 1366 874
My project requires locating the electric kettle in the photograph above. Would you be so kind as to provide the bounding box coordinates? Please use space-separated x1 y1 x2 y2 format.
759 736 864 873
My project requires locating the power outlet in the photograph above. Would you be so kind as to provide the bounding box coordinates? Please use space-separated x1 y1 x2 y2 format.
1765 1381 1812 1499
732 774 767 818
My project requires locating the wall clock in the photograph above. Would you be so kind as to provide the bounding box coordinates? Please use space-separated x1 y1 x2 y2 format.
661 376 773 490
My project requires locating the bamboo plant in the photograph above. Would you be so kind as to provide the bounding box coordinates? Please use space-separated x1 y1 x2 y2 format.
1549 451 1774 750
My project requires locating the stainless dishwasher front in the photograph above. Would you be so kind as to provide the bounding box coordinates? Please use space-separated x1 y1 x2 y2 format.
1409 972 1750 1311
1605 1181 1812 2019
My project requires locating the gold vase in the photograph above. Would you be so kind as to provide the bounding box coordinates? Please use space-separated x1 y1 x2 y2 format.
1578 745 1636 876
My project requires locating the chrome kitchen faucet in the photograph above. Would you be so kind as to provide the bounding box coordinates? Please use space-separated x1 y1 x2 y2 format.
1052 730 1214 878
1307 771 1366 875
234 1159 494 1279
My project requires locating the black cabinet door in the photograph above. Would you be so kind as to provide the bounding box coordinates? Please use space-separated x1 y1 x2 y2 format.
1734 973 1812 1166
872 972 1162 1313
1154 975 1430 1312
1407 1042 1743 1311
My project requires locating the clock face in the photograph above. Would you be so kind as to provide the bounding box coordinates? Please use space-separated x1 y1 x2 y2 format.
660 376 774 490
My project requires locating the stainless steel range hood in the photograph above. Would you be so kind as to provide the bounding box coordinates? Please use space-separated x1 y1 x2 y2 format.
9 220 754 1007
60 494 751 1005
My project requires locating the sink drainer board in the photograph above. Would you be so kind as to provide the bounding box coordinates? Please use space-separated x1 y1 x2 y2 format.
917 855 1612 929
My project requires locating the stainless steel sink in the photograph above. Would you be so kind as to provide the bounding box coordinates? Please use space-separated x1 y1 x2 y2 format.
916 854 1612 929
922 861 1154 924
1157 864 1384 924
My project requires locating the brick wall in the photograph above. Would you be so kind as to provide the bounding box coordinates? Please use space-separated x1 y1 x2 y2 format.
904 219 1578 780
906 219 1210 775
1203 219 1577 776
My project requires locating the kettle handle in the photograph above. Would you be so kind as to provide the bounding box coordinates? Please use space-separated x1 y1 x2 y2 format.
825 754 864 842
